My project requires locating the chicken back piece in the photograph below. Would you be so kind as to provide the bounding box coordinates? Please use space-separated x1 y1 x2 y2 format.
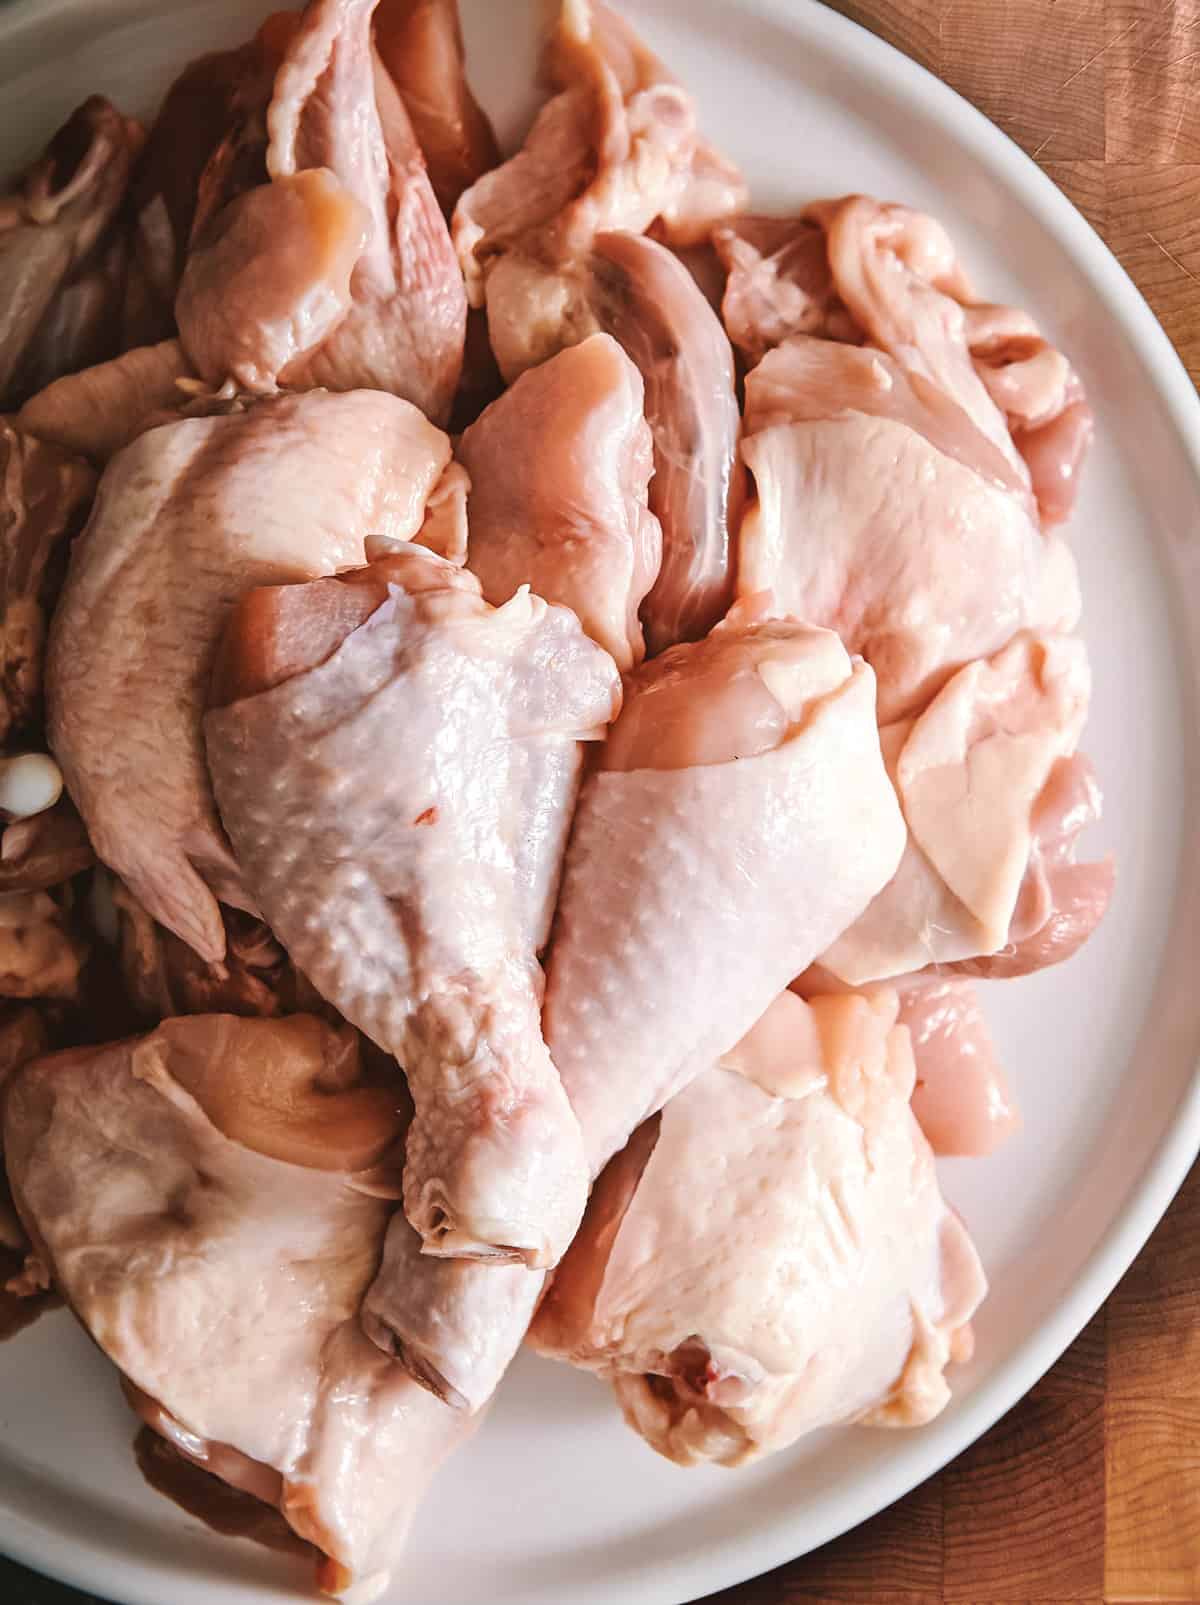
0 98 144 411
374 0 500 215
532 989 986 1465
4 1014 473 1602
175 0 466 423
47 388 453 964
457 332 662 671
205 544 621 1268
738 335 1080 723
820 632 1111 984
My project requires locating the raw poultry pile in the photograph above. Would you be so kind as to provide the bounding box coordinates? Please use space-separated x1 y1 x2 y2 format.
0 0 1110 1598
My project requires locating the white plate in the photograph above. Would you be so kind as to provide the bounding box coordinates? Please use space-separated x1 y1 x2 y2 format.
1 2 1199 1602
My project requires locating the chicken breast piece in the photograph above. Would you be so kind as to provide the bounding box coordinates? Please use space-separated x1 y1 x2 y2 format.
821 632 1097 983
4 1014 473 1602
531 989 986 1465
739 336 1079 722
205 545 621 1267
176 0 466 422
0 98 144 410
47 389 452 963
457 332 662 671
374 0 500 214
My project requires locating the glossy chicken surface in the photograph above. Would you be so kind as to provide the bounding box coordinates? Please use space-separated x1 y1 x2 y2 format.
48 389 453 963
4 1014 472 1601
176 0 466 422
206 545 621 1267
457 331 661 670
532 989 986 1463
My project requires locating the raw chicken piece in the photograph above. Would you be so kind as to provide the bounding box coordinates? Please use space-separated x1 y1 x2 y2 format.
896 977 1019 1156
4 1015 473 1601
374 0 500 214
457 332 662 670
532 989 986 1464
545 604 904 1177
455 0 744 378
822 633 1098 983
724 196 1090 525
177 0 466 423
714 213 860 363
47 388 453 963
205 545 621 1266
0 424 95 743
121 38 275 346
470 230 744 653
739 335 1079 721
0 99 144 409
586 232 745 650
16 340 194 462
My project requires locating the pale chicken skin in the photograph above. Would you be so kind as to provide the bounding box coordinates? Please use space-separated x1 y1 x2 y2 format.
3 1014 473 1602
176 0 466 423
457 332 662 671
363 602 906 1406
821 632 1105 983
738 335 1079 723
720 195 1091 526
47 389 454 963
531 990 987 1465
205 545 621 1268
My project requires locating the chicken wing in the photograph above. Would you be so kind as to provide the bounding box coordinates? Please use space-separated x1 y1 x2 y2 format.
48 388 453 962
205 545 621 1266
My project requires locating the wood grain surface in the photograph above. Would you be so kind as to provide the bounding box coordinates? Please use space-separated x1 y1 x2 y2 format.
1 2 1198 1604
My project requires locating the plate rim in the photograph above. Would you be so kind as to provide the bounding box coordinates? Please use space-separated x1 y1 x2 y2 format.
0 0 1197 1602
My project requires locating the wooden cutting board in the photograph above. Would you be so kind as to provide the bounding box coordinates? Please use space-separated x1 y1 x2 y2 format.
708 3 1200 1602
2 3 1197 1605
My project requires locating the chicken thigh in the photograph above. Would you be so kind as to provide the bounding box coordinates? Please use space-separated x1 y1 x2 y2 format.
205 545 621 1267
532 989 986 1464
48 389 453 962
738 336 1079 722
820 632 1105 982
4 1014 472 1602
